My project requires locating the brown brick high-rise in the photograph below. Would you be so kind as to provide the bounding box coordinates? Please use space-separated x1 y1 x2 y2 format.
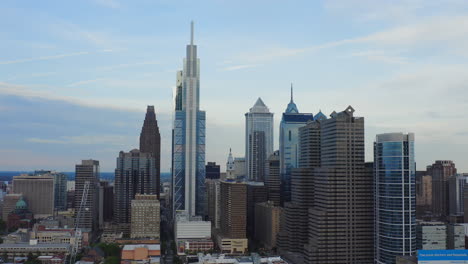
220 181 247 239
140 105 161 198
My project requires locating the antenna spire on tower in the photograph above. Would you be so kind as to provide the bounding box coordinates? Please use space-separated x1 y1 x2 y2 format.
191 21 194 45
290 83 294 102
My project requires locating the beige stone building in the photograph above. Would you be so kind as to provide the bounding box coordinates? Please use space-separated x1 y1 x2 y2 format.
131 194 160 239
13 175 54 218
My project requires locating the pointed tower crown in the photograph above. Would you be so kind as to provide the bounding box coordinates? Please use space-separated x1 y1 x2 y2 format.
285 83 299 113
250 97 270 113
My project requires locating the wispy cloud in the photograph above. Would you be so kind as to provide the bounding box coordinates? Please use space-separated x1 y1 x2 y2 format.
0 82 142 112
0 51 90 65
67 78 106 87
95 60 159 71
27 134 129 145
222 64 261 71
347 50 409 64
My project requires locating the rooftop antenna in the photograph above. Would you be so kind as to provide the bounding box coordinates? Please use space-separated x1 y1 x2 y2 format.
191 21 194 45
290 83 294 102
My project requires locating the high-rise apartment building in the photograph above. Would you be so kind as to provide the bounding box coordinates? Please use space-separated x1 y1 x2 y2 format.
245 98 273 182
13 174 54 218
428 160 457 219
205 162 220 180
448 174 467 217
131 194 160 239
140 105 161 198
172 22 206 217
305 106 374 264
114 149 157 234
374 133 416 264
75 160 100 232
265 150 280 206
279 86 314 204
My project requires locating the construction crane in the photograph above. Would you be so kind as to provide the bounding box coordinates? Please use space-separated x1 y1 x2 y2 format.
70 180 90 264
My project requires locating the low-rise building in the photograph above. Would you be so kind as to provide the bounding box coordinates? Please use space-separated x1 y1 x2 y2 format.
30 224 82 250
196 254 288 264
417 222 465 250
121 244 161 264
215 236 248 254
0 242 70 258
175 213 212 255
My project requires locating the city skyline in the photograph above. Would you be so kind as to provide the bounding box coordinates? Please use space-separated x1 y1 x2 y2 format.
1 1 468 172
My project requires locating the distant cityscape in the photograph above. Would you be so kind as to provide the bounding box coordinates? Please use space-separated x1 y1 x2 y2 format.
0 21 467 264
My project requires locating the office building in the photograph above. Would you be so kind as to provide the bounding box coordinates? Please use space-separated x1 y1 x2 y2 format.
416 174 432 217
206 162 221 180
417 222 447 250
305 106 374 264
447 224 465 249
172 22 206 217
75 160 100 232
245 98 273 182
2 194 22 220
448 174 468 217
374 133 416 264
98 181 114 227
246 182 267 240
13 174 54 218
33 171 67 211
140 105 161 198
220 181 247 239
279 86 314 204
278 120 320 264
254 201 282 250
115 149 157 235
131 194 160 239
233 157 246 179
428 160 457 219
205 179 221 229
265 150 280 206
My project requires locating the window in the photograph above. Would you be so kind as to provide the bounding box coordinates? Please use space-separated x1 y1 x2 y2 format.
289 130 291 141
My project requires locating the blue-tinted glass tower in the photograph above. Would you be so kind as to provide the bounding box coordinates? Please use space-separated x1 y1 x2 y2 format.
374 133 416 264
172 22 206 217
279 85 314 204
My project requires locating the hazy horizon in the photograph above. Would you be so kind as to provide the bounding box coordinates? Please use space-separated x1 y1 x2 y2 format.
1 0 467 172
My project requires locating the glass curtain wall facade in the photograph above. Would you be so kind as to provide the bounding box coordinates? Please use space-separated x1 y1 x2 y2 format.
172 22 206 217
374 133 416 264
279 87 314 204
245 98 273 182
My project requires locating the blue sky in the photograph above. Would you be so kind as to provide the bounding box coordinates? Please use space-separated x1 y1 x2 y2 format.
1 0 468 172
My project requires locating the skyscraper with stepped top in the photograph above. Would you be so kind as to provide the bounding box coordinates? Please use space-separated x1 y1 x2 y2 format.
172 22 206 217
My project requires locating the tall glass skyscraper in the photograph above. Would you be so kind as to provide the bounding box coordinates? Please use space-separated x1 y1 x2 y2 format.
172 22 206 217
279 86 314 204
374 133 416 264
245 98 273 182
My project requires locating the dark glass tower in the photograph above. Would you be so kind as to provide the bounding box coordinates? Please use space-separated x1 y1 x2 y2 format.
140 105 161 198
